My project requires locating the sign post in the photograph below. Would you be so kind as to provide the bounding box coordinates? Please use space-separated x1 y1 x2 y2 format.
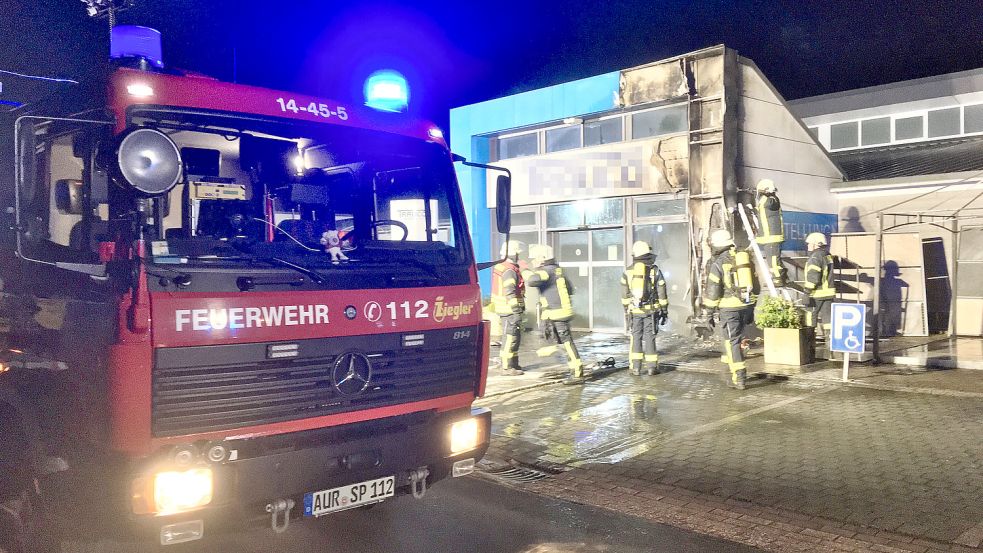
830 303 867 382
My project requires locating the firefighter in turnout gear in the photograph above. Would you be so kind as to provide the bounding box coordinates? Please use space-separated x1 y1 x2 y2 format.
703 229 759 390
621 241 669 376
804 232 836 339
524 244 585 385
491 240 526 375
754 179 787 287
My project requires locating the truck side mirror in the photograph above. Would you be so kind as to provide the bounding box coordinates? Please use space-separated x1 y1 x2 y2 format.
55 179 85 215
496 174 511 234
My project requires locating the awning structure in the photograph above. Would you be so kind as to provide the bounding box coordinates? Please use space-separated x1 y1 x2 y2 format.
855 175 983 358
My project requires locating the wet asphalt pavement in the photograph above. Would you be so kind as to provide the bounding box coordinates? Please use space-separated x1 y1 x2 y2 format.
199 476 759 553
103 476 760 553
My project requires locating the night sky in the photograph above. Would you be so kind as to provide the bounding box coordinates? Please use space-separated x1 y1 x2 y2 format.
2 0 982 131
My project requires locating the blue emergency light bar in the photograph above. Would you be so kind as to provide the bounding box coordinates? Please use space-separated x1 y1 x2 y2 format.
111 25 164 69
364 70 409 113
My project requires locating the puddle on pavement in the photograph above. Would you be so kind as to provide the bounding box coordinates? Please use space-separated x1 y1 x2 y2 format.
488 368 832 468
498 393 670 466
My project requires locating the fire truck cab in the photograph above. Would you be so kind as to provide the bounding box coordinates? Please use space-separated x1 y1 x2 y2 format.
0 26 498 549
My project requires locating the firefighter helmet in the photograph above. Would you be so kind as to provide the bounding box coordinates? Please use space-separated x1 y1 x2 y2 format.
500 240 525 259
806 232 828 247
709 229 735 248
528 244 554 261
631 240 651 257
756 179 777 194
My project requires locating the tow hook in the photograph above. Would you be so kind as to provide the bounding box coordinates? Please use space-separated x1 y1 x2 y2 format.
265 498 294 534
409 467 430 499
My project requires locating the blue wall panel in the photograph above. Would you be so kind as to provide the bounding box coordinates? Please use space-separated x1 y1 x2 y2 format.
450 71 621 294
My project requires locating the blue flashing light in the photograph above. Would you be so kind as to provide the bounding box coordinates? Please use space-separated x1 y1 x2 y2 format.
111 26 164 69
364 70 408 113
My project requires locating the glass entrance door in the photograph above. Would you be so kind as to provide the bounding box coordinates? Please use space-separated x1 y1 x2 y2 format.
552 228 625 331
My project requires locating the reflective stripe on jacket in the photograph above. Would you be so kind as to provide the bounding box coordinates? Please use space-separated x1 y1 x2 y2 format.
523 261 574 321
703 247 759 309
804 247 836 299
755 194 784 244
491 261 525 314
621 259 668 314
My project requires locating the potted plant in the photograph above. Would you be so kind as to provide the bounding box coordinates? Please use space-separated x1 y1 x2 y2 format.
758 296 815 366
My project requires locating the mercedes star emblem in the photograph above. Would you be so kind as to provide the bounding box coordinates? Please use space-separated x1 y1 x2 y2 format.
332 352 373 396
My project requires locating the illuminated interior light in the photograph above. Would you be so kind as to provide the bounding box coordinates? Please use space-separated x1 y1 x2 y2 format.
127 83 155 98
428 127 444 140
364 70 409 113
579 198 604 214
292 155 305 174
0 363 9 374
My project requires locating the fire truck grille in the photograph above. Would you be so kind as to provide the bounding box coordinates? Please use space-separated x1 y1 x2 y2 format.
152 328 479 437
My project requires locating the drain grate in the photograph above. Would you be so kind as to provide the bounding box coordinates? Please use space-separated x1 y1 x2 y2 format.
483 464 558 483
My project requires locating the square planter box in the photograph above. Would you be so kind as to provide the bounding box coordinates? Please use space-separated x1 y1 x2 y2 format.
763 327 815 366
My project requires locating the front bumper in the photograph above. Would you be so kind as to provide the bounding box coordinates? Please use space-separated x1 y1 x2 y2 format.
131 406 491 541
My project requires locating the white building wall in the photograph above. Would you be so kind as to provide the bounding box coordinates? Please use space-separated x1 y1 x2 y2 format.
737 59 842 216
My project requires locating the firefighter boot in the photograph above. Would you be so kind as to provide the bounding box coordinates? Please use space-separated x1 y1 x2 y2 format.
563 351 586 385
731 368 747 390
644 354 659 375
501 367 524 376
629 334 643 375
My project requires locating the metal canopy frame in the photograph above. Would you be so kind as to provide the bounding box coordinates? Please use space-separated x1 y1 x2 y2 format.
864 174 983 362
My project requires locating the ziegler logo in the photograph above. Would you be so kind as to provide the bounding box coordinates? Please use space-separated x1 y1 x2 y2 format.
432 296 474 323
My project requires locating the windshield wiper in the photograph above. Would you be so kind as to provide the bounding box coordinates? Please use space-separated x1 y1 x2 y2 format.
254 256 326 285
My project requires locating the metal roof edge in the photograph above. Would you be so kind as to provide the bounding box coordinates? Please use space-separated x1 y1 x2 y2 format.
788 66 983 107
621 44 727 73
830 170 983 192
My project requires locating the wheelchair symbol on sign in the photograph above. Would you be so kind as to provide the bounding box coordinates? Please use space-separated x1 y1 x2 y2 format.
843 331 861 351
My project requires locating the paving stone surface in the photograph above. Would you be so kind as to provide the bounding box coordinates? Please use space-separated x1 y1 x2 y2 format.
477 367 983 548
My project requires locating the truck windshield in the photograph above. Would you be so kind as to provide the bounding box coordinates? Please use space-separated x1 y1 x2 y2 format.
129 109 470 274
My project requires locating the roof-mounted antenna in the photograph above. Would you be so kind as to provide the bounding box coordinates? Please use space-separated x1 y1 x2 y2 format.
81 0 135 31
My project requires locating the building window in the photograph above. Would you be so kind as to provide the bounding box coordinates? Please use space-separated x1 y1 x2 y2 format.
511 210 537 227
965 104 983 134
894 116 924 141
497 133 538 160
631 105 688 140
861 117 890 146
584 198 624 226
545 126 582 153
636 198 687 219
830 122 858 149
546 202 583 229
545 198 624 229
927 107 961 138
584 118 623 146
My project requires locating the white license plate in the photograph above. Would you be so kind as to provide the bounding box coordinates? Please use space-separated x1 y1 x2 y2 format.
303 475 395 517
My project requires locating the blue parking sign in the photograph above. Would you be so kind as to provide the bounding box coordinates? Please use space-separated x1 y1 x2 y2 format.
830 303 866 354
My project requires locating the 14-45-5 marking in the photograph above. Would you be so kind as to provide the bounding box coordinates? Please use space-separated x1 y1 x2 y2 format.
275 98 348 120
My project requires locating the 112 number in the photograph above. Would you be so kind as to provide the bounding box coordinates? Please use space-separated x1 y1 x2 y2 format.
386 300 429 320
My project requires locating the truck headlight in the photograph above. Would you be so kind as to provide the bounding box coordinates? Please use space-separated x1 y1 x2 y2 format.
449 418 480 455
132 468 213 515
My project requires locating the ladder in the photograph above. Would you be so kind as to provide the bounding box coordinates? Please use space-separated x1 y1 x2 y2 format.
734 203 789 300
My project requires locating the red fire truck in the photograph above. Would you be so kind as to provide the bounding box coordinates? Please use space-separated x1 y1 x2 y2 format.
0 25 506 549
